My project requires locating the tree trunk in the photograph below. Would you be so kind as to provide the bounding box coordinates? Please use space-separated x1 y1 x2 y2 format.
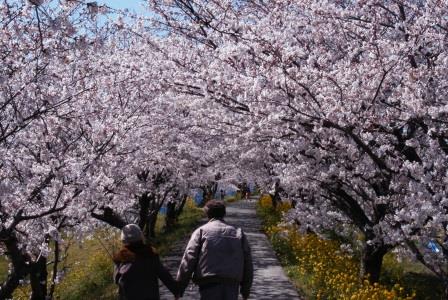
211 182 218 199
138 193 151 230
0 236 30 299
443 280 448 300
91 206 126 229
48 241 60 299
165 200 177 231
148 211 158 238
272 192 280 209
361 243 388 283
0 272 22 300
175 195 188 218
30 256 48 300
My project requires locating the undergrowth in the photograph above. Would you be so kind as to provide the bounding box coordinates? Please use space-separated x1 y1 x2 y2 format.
257 194 428 300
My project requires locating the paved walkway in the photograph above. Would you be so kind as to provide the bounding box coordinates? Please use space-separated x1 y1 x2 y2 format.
159 197 302 299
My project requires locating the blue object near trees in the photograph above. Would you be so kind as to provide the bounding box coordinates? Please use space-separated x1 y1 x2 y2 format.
427 240 441 253
193 189 204 205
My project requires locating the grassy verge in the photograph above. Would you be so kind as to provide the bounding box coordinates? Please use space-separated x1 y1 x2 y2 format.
0 257 8 282
381 254 444 300
153 202 204 256
3 199 203 300
256 194 439 300
256 197 309 297
53 229 120 300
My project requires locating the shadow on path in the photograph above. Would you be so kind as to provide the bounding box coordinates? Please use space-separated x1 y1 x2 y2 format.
159 197 302 300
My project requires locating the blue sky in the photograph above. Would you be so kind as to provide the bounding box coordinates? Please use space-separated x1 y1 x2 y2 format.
98 0 147 14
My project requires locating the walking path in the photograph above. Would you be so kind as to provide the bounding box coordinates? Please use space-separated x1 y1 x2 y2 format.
159 197 302 299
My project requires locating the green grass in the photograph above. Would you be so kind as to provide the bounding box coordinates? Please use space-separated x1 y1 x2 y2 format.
0 256 8 282
284 265 314 298
1 201 203 300
256 201 282 228
153 205 204 255
380 253 444 300
53 229 120 300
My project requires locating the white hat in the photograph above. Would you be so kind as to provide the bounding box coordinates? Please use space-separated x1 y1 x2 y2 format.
121 224 144 244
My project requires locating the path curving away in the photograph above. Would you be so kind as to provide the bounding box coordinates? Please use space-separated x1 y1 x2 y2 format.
159 197 303 300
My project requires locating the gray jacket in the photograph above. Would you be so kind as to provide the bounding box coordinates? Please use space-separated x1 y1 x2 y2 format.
176 218 253 298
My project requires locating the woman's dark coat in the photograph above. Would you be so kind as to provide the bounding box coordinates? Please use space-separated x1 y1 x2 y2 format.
113 244 178 300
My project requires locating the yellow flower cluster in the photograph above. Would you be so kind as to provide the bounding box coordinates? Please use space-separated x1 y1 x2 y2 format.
288 230 414 300
259 193 273 208
259 194 291 213
260 195 415 300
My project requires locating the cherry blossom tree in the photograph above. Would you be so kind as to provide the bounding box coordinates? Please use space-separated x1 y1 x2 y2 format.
2 0 447 298
0 0 241 297
0 1 141 297
146 0 448 285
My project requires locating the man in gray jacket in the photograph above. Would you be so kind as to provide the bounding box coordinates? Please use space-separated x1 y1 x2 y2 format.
176 200 253 300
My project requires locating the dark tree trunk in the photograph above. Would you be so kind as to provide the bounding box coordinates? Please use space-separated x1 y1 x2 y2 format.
30 256 48 300
272 192 280 209
48 241 60 299
148 211 158 238
0 236 30 300
443 280 448 300
211 182 218 199
165 200 177 231
361 243 389 283
91 207 126 229
327 186 391 283
0 272 22 300
175 195 188 218
138 193 151 230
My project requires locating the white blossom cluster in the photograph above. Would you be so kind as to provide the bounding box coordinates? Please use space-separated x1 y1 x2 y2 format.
147 0 448 284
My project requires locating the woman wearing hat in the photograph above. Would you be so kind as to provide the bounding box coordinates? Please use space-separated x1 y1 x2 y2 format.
113 224 179 300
